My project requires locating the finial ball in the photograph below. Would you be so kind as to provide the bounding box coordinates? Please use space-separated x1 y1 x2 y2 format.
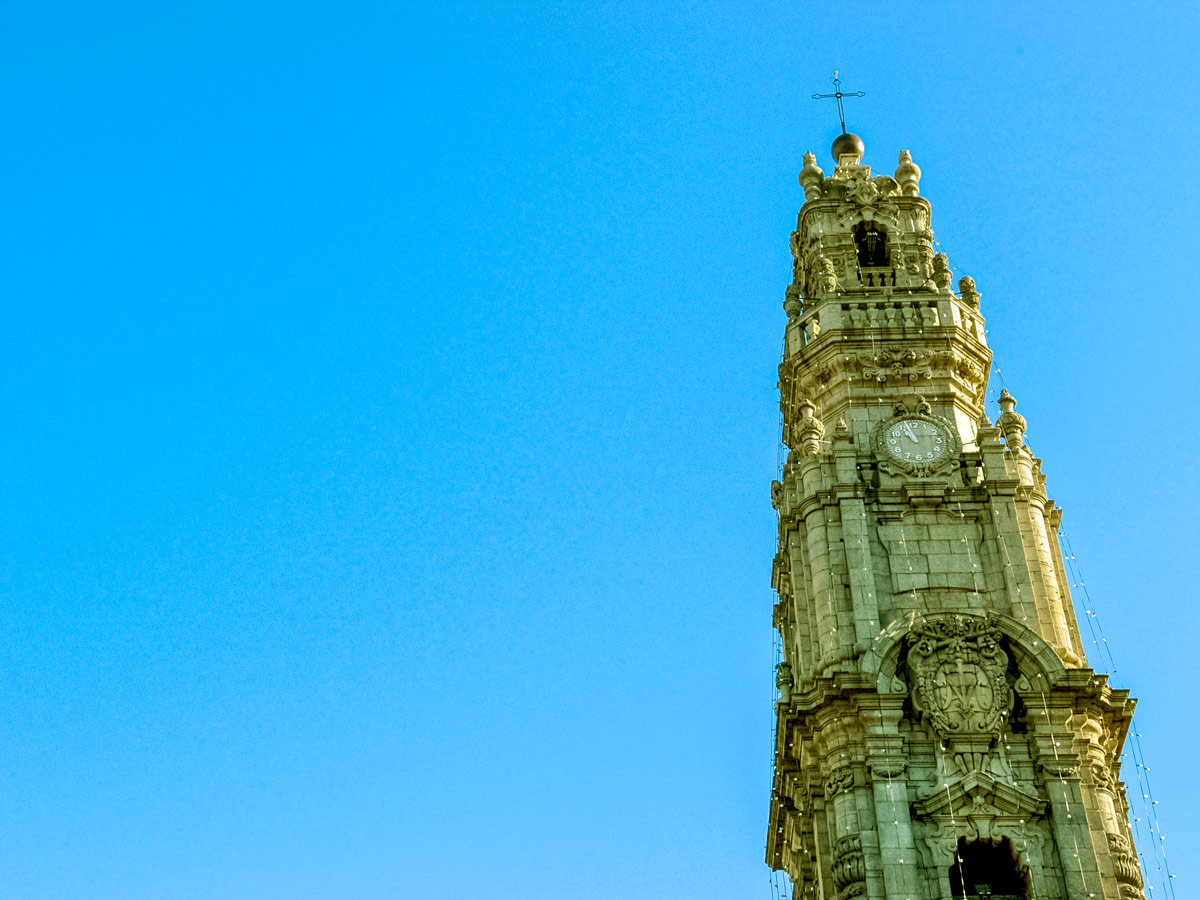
831 132 864 165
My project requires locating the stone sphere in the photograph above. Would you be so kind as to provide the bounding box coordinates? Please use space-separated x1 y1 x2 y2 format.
831 132 864 163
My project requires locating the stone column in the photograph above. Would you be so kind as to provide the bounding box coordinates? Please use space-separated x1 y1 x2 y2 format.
801 506 839 673
826 762 866 900
1034 736 1110 900
840 495 880 654
1022 492 1079 664
866 722 920 899
1073 714 1147 900
1045 506 1088 661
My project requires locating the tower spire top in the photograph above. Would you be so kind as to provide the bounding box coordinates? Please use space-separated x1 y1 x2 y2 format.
769 129 1149 900
811 70 865 135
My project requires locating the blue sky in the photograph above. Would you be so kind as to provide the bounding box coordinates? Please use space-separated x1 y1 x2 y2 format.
0 2 1196 898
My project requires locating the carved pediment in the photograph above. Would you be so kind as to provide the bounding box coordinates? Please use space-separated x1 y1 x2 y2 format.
913 771 1045 821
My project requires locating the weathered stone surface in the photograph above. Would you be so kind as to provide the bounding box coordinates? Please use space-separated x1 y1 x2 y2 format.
767 139 1143 900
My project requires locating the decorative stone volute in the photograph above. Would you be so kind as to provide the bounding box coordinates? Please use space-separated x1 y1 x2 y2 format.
997 389 1028 449
894 149 921 196
799 151 825 201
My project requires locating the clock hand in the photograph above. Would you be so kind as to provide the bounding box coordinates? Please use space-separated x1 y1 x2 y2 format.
902 422 919 442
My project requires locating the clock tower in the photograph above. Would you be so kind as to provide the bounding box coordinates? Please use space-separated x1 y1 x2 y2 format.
766 132 1147 900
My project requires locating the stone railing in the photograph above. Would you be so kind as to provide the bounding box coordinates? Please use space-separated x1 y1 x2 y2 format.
841 301 939 329
856 266 897 288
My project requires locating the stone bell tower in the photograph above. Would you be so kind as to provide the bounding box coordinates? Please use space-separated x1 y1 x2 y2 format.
765 132 1147 900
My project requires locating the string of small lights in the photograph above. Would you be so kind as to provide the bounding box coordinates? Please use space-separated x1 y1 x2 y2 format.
988 355 1176 900
1035 678 1096 897
769 215 1177 896
1058 528 1177 900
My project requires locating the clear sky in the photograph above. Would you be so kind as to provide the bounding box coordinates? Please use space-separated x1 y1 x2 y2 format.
0 2 1197 898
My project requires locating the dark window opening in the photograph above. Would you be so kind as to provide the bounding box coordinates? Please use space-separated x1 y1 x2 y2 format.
854 221 890 267
950 837 1029 899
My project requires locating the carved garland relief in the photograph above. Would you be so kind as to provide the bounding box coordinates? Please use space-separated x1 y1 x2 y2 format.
825 766 854 797
782 347 987 407
868 759 906 780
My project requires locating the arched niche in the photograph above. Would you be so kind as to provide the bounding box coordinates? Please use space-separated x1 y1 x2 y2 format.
861 611 1068 696
950 836 1030 899
853 219 891 267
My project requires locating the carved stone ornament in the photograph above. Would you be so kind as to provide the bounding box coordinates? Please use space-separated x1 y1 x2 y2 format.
932 253 953 291
907 615 1013 741
788 348 984 405
858 347 933 387
783 283 803 319
798 151 825 201
1107 832 1146 896
868 759 906 779
825 766 854 797
1091 762 1117 795
1040 760 1079 779
811 255 838 297
831 834 866 900
996 389 1028 449
873 174 899 196
775 662 794 702
845 174 879 206
835 197 901 230
791 398 825 459
915 816 1046 876
871 403 963 477
958 275 981 308
953 355 987 403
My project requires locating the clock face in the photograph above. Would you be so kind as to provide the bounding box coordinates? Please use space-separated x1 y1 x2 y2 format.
883 418 950 466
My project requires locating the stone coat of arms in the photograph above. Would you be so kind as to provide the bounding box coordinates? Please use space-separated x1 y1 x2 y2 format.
907 616 1012 740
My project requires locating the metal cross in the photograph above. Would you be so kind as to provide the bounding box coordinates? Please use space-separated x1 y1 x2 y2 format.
811 71 865 134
